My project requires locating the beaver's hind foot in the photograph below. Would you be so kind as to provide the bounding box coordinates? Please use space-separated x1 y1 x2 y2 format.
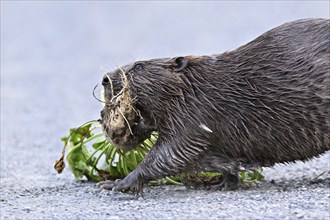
207 173 240 191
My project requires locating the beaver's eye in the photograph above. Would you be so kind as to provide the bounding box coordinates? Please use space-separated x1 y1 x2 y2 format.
134 64 143 72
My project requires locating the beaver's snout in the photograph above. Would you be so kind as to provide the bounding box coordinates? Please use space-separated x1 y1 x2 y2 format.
100 104 155 151
109 127 126 139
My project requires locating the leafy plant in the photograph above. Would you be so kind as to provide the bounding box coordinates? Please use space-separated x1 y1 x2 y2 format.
55 121 264 187
240 168 264 186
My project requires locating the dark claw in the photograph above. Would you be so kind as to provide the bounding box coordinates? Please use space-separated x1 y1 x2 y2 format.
96 180 117 190
112 179 131 192
96 179 129 192
96 171 144 194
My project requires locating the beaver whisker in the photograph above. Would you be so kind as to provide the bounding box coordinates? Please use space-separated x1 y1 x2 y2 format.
99 65 115 99
92 84 105 103
128 53 137 63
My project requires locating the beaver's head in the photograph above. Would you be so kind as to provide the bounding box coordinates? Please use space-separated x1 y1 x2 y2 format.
100 57 192 150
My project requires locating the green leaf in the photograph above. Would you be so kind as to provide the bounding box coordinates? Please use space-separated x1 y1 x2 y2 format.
92 139 107 150
66 144 91 179
59 121 264 187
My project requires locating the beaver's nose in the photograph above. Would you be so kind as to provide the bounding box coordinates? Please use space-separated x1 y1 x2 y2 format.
102 75 110 86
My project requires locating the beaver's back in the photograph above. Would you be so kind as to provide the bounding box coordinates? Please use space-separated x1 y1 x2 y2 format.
190 19 330 165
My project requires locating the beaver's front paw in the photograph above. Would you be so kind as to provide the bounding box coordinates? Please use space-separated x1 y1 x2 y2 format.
96 172 143 193
96 179 121 190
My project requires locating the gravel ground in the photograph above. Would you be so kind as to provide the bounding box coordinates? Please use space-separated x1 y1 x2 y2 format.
1 2 330 220
1 163 329 219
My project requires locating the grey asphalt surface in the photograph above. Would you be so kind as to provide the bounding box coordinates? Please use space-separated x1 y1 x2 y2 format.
1 2 330 220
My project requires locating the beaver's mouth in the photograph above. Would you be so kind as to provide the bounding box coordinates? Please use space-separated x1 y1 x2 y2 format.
100 105 154 151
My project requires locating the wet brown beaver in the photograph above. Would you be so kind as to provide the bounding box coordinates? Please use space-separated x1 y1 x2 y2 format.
97 18 330 192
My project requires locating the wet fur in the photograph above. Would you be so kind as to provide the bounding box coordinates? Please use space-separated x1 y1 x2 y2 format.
99 18 330 192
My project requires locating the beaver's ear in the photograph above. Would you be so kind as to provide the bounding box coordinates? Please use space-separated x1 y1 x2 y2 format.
172 57 188 72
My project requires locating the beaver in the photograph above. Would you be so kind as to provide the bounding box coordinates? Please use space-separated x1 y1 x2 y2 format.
97 18 330 193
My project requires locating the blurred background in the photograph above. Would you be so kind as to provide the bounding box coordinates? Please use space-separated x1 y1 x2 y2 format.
1 1 329 181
